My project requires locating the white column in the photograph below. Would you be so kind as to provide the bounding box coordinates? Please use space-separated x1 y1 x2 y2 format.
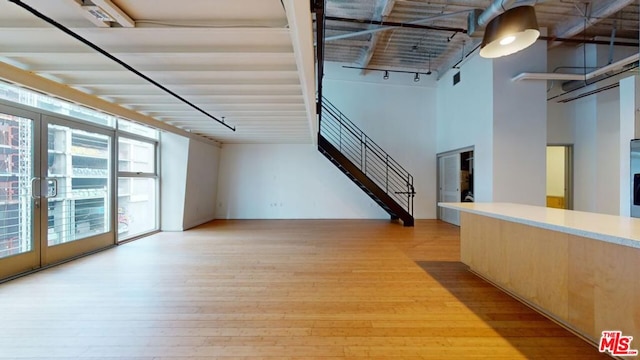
160 132 189 231
619 75 640 216
491 38 548 206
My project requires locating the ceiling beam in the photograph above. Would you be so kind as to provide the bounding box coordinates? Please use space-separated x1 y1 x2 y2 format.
90 88 302 96
69 78 300 86
103 97 304 106
161 115 305 121
29 64 298 72
553 0 635 39
282 0 317 144
0 51 297 59
170 124 308 129
83 84 303 90
359 0 397 71
146 110 307 115
39 72 300 81
0 45 296 54
324 11 470 42
127 104 307 112
0 61 221 146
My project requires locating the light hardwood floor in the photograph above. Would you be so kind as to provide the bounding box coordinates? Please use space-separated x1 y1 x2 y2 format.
0 220 608 359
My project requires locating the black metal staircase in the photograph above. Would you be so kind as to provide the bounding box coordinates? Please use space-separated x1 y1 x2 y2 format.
317 97 415 226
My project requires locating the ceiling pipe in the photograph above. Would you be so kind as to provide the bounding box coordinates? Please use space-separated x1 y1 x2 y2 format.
477 0 544 27
324 10 473 42
512 52 640 82
477 0 516 27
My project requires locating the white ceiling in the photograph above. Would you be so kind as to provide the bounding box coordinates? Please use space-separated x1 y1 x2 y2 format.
0 0 316 144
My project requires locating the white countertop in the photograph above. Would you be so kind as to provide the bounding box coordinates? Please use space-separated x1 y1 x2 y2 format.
438 202 640 249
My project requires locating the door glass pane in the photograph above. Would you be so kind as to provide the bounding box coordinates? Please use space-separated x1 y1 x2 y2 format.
118 138 155 173
118 177 156 240
0 114 33 258
48 124 110 246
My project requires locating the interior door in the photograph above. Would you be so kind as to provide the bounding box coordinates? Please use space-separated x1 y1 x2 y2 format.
41 116 115 266
438 153 461 225
0 105 41 279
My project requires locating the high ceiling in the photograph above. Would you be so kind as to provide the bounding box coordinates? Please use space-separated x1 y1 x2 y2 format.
323 0 640 78
0 1 637 144
0 0 315 144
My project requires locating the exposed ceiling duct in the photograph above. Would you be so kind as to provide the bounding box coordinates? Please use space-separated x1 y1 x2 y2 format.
468 0 542 37
322 0 637 77
477 0 516 26
324 10 472 42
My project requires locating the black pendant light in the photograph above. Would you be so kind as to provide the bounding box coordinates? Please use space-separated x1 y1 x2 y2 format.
479 6 540 58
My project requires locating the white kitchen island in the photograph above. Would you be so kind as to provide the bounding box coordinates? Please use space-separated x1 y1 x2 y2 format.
439 202 640 349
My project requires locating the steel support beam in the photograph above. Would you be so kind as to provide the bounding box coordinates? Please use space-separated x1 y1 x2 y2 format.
553 0 635 39
359 0 396 71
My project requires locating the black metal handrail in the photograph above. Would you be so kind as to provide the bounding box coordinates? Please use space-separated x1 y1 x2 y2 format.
319 97 415 216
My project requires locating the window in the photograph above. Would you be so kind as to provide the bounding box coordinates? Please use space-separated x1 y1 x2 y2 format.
0 81 116 127
117 119 159 140
0 81 162 242
117 120 158 241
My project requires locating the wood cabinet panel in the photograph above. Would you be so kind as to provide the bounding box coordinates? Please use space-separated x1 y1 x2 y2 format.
461 214 639 347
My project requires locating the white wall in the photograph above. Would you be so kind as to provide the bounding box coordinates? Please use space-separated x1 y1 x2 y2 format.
549 44 639 215
160 132 188 231
216 63 438 220
437 40 547 206
548 104 574 145
547 46 577 145
573 95 598 212
215 144 388 219
437 55 494 202
492 40 547 206
619 75 640 216
595 88 621 215
183 139 220 229
161 132 220 230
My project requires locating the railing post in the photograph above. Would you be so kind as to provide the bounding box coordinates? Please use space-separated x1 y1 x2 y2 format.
339 118 342 152
317 100 321 132
364 142 367 174
407 178 414 215
407 178 416 216
385 155 389 193
361 134 365 172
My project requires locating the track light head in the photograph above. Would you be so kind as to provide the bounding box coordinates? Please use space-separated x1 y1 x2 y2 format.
414 73 420 82
383 71 389 80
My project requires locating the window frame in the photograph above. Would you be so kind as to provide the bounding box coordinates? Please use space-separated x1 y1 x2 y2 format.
116 129 159 242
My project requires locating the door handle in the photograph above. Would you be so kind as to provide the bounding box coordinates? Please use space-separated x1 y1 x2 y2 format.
30 177 41 199
31 177 41 208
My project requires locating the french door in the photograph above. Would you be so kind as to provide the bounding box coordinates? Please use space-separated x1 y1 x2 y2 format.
0 104 115 280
